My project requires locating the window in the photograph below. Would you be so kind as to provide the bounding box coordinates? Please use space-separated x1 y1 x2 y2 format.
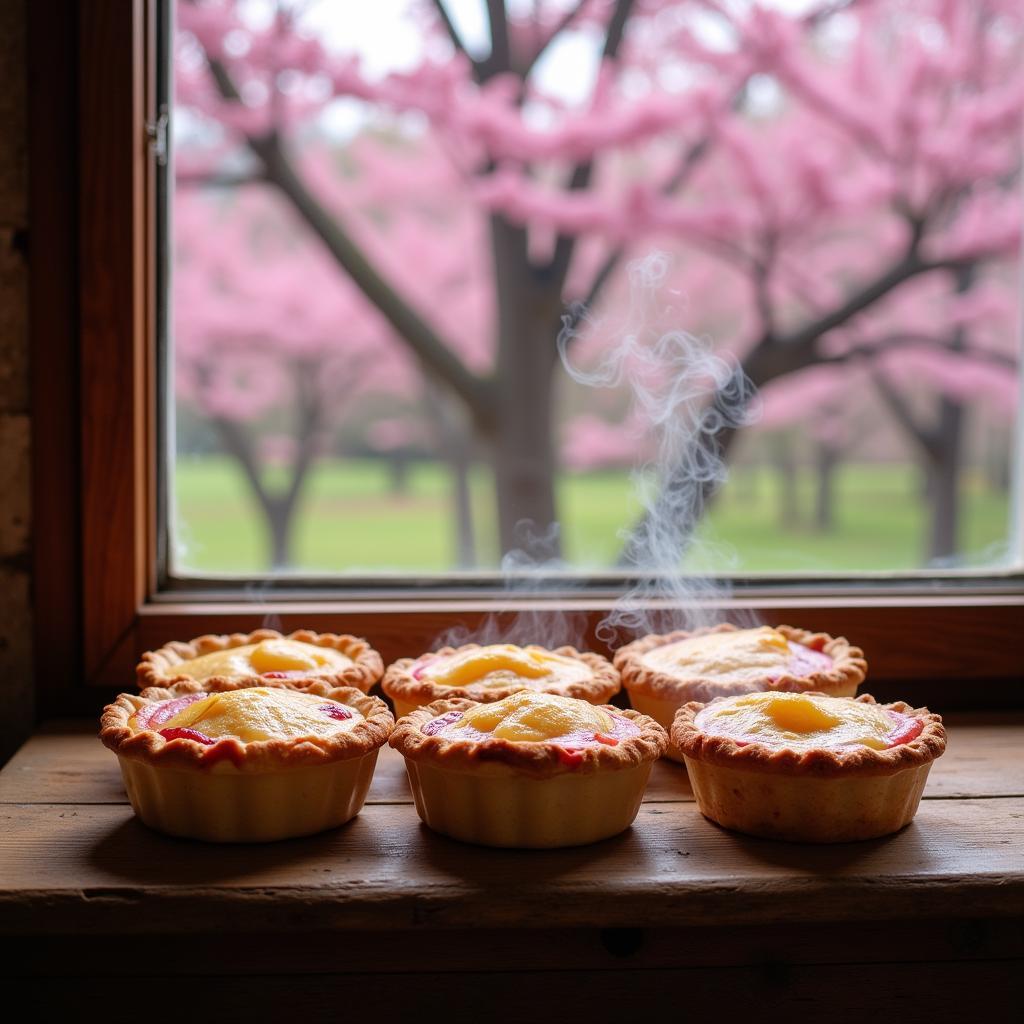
166 0 1022 583
32 1 1023 694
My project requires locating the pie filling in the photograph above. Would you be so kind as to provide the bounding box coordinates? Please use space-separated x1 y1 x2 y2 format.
410 644 591 690
422 691 639 763
694 692 922 752
642 626 833 684
131 687 364 745
167 639 354 681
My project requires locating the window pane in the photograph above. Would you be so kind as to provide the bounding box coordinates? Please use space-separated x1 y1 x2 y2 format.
168 0 1023 578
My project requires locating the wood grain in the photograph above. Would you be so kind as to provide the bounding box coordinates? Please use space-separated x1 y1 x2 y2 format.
3 714 1018 806
1 798 1022 934
77 0 150 684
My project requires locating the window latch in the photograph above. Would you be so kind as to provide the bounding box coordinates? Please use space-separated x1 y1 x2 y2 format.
146 107 169 167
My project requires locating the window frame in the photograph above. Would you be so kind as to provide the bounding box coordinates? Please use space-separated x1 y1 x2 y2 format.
30 0 1024 712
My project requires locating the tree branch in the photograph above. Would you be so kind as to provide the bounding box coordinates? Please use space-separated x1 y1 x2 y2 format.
869 366 938 459
431 0 472 62
612 235 986 567
545 0 636 290
601 0 636 61
204 57 496 432
520 0 590 80
817 333 1017 372
773 250 973 363
804 0 863 28
176 169 266 189
562 128 719 333
481 0 512 81
260 136 496 430
281 358 325 513
752 249 776 342
209 412 274 516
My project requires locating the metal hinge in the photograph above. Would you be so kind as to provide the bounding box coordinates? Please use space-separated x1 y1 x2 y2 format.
146 106 169 167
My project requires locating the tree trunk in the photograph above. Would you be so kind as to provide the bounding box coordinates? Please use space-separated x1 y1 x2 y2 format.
983 426 1011 493
926 394 962 562
265 495 297 571
210 398 317 572
450 449 476 569
771 433 801 531
734 460 758 505
490 217 561 557
426 381 479 568
925 264 974 563
616 374 750 569
387 452 410 495
814 443 839 532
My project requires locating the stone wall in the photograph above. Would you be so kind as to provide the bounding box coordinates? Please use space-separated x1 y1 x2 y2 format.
0 1 32 763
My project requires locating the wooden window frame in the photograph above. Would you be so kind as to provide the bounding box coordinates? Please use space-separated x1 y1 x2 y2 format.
29 0 1023 716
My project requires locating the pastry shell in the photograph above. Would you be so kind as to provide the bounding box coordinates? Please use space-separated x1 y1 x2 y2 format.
615 623 867 762
100 680 394 842
136 628 384 693
383 643 620 718
390 697 667 848
671 693 946 843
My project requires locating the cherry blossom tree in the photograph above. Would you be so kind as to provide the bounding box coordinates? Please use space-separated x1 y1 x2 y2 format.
175 0 1024 564
174 186 419 567
756 364 851 532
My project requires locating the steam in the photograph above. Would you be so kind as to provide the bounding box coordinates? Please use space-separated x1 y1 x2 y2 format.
243 580 284 633
559 252 759 643
432 250 759 654
432 520 590 650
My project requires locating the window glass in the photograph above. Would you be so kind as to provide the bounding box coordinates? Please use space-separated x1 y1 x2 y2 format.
169 0 1023 578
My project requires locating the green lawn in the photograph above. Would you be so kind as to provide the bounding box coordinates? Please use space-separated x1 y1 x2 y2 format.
171 456 1013 575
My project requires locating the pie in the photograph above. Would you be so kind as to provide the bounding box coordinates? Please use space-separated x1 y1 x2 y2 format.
614 624 867 760
382 642 620 718
137 628 384 693
671 690 946 842
389 689 667 847
100 680 394 842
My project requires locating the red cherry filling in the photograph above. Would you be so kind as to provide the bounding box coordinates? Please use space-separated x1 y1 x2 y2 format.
594 733 619 746
423 710 464 735
136 691 208 730
158 727 215 745
411 655 438 681
888 715 924 746
557 747 585 767
320 703 353 721
136 692 209 730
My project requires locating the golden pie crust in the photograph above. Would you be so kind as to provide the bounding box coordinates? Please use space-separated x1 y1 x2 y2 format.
102 679 394 771
615 624 866 761
671 693 946 843
616 623 867 701
100 680 394 842
136 628 384 693
383 643 620 718
390 697 667 847
391 697 666 779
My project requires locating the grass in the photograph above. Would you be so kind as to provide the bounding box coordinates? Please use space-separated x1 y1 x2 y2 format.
171 456 1014 576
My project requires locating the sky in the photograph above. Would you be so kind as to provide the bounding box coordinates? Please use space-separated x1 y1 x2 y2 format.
245 0 827 104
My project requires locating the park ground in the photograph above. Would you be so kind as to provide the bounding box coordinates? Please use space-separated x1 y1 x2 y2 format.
171 457 1013 577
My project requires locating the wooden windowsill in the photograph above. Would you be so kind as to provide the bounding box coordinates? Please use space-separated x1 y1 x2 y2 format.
1 713 1022 935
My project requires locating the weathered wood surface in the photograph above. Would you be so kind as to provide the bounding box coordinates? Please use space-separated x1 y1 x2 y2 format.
1 798 1023 935
1 715 1022 935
